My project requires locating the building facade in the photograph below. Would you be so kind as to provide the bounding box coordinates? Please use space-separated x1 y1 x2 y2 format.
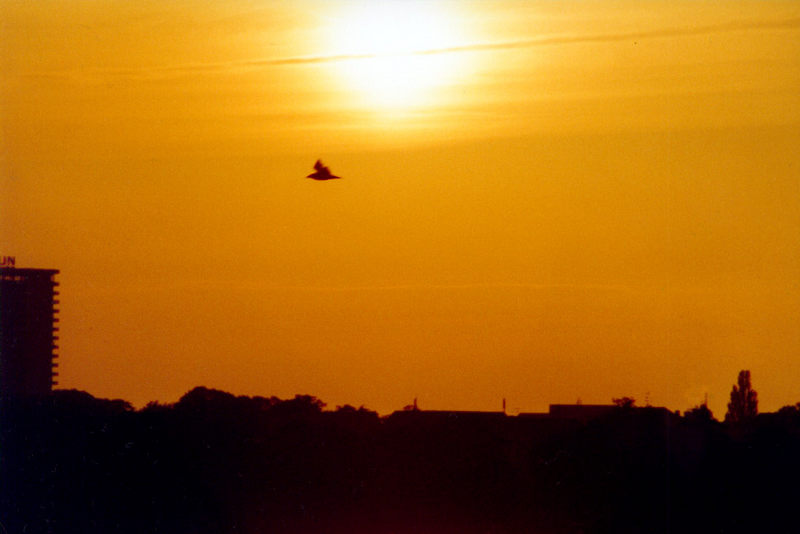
1 267 60 397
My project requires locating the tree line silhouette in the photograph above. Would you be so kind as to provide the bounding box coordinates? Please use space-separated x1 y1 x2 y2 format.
2 371 799 533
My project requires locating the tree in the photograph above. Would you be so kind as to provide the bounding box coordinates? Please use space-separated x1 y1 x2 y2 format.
612 396 636 409
777 402 800 416
685 403 715 423
776 402 800 423
725 370 758 424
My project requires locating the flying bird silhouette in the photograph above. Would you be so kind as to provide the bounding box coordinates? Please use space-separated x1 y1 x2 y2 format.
306 160 341 180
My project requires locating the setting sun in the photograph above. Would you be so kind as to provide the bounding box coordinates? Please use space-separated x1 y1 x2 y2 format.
324 1 469 109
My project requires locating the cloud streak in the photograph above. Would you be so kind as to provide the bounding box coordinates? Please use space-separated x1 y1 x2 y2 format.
22 17 800 81
258 17 800 66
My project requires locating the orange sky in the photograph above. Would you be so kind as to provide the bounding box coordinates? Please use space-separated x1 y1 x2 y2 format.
2 1 799 415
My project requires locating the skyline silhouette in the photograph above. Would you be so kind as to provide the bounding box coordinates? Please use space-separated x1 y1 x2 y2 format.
3 383 799 533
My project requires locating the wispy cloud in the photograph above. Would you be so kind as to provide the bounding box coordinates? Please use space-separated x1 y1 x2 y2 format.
178 280 638 294
22 17 800 81
73 280 640 297
258 17 800 66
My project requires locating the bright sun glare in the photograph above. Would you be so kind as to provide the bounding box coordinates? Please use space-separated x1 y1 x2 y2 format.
326 2 466 111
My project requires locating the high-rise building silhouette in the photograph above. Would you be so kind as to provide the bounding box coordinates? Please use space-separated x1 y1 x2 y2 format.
1 267 60 397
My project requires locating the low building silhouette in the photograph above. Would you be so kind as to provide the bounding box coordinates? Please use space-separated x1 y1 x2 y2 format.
388 409 507 423
547 403 616 420
1 267 60 397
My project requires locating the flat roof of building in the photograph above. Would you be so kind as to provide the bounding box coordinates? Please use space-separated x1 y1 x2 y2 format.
1 267 59 277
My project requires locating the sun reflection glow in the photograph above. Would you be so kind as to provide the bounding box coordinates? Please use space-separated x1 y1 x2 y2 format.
325 1 469 110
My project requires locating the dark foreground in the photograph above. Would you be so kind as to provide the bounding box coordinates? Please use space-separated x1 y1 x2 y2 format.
2 388 799 534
